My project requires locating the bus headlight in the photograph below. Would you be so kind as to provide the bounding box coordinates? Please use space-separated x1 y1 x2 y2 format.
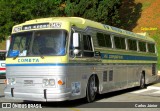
49 79 55 86
7 78 16 85
43 79 49 86
43 79 55 87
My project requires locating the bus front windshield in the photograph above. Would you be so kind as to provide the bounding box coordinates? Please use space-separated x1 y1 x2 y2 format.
8 30 67 57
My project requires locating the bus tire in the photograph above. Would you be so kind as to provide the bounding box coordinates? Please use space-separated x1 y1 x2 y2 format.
140 73 146 89
86 75 97 102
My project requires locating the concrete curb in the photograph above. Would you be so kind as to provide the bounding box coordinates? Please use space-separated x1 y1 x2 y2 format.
147 86 160 90
158 71 160 76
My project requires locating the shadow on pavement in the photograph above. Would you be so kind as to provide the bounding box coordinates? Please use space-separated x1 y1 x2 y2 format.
22 87 140 108
0 95 5 98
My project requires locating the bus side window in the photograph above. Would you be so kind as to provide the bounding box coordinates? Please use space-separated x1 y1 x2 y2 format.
114 36 126 50
139 41 146 52
128 39 137 51
148 43 155 53
83 35 94 57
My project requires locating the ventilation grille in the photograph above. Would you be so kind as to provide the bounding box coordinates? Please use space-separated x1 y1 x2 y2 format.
103 71 107 82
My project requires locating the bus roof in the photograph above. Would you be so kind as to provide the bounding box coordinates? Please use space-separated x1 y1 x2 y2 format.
13 17 155 42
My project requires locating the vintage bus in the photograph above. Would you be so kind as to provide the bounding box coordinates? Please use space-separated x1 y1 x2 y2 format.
4 17 158 102
0 50 6 77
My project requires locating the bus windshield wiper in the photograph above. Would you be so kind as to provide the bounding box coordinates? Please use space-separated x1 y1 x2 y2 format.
13 55 19 60
40 55 44 59
39 52 44 59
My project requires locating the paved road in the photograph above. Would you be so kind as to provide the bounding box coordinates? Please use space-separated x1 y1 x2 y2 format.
0 79 160 111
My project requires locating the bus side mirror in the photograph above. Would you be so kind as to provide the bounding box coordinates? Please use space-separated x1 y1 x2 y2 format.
73 33 79 47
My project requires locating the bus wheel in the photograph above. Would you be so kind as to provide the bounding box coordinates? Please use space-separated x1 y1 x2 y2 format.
86 75 97 102
140 74 145 89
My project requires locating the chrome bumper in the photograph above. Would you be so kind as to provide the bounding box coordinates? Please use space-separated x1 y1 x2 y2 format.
4 87 71 102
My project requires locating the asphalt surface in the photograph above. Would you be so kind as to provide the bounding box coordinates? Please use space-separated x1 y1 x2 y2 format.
0 76 160 111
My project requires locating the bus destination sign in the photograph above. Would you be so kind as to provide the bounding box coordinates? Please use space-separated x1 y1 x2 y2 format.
22 23 49 30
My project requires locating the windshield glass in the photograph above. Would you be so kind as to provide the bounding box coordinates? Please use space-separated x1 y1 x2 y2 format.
8 30 67 57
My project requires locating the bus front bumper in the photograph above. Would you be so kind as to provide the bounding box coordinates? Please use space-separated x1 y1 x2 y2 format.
4 88 71 102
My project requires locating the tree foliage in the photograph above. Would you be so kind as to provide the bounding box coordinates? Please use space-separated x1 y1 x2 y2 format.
65 0 121 25
0 0 65 41
0 0 121 41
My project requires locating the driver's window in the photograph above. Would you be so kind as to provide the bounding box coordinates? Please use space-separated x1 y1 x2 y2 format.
83 35 94 57
69 31 94 58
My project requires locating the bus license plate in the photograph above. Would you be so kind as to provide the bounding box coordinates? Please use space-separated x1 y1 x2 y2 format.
24 80 34 86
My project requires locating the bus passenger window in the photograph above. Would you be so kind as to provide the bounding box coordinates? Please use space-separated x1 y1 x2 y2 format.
128 39 137 51
97 33 112 48
139 41 146 52
148 43 155 53
97 33 105 47
114 36 126 49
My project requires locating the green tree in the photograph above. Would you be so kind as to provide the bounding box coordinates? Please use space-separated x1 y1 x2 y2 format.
65 0 121 24
0 0 65 41
0 0 122 41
